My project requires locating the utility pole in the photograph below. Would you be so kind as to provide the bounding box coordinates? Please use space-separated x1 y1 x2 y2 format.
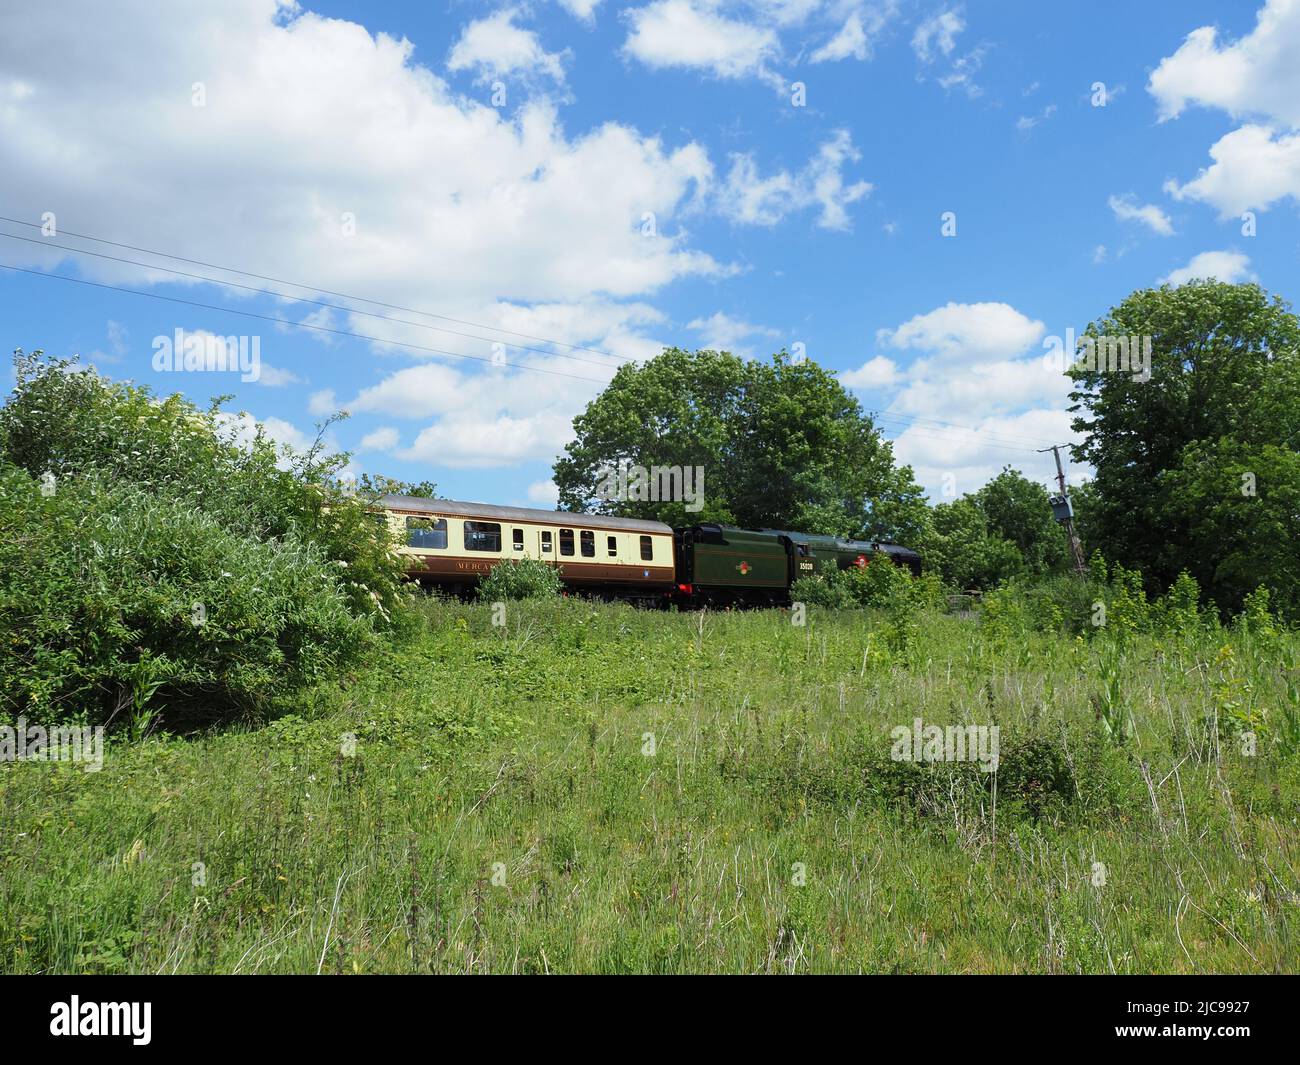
1039 444 1087 575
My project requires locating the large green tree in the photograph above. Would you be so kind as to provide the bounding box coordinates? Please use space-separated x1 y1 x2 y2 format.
1069 281 1300 610
553 347 925 538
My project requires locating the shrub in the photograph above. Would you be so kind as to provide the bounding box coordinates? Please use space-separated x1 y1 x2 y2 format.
476 557 564 601
0 465 372 727
790 570 855 609
0 350 405 621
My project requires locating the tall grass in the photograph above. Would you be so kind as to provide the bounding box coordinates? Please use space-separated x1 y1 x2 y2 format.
2 599 1297 973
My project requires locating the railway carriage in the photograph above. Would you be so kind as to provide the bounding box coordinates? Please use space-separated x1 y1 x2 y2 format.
378 495 676 599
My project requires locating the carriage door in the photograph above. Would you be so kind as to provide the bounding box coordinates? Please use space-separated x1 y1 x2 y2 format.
539 528 554 566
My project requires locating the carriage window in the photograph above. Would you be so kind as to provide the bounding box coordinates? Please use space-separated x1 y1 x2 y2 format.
559 528 574 556
512 528 524 551
464 521 502 552
406 516 447 550
580 530 595 557
541 531 552 553
639 535 653 561
607 535 618 557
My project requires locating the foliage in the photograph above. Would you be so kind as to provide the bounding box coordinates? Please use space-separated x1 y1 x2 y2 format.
1069 281 1300 612
0 350 405 620
0 351 403 727
4 599 1296 975
476 557 564 601
918 497 1024 590
0 464 371 726
552 347 926 540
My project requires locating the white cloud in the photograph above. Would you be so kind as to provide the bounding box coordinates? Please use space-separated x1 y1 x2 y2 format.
1148 0 1300 127
1151 2 1300 218
889 407 1077 501
557 0 604 23
622 0 781 82
308 389 338 416
1107 193 1174 235
527 478 560 504
1161 250 1255 286
811 14 868 63
1015 104 1056 132
0 0 725 334
686 311 779 352
1163 124 1300 216
256 363 303 386
359 426 399 451
911 8 985 98
719 129 872 230
877 301 1045 363
865 300 1072 497
911 8 963 62
839 355 899 389
448 9 568 84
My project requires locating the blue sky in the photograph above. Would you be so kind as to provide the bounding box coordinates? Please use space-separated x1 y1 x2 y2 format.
2 0 1297 507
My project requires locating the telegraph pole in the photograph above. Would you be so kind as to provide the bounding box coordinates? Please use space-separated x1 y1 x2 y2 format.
1039 444 1087 575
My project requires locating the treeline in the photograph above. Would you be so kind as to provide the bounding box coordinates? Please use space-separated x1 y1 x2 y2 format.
555 280 1300 620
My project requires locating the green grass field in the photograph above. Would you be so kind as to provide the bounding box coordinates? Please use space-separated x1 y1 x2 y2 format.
3 600 1298 974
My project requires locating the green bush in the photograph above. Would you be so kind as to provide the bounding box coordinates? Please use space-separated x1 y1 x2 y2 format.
476 557 564 601
0 465 372 727
0 351 405 621
790 570 855 609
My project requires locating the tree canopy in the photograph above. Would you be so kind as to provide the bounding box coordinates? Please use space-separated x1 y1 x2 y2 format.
1069 281 1300 615
552 347 926 539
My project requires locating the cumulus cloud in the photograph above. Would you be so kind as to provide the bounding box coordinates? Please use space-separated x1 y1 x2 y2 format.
526 478 560 504
447 9 568 84
1107 193 1174 235
839 355 899 389
1152 1 1300 217
686 311 779 353
622 0 781 82
876 301 1045 363
719 129 872 230
1148 0 1300 127
1163 124 1300 216
858 300 1072 497
359 426 400 451
0 0 725 336
557 0 604 23
1161 250 1255 286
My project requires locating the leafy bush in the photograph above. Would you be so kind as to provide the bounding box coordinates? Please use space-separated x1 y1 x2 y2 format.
0 351 405 620
476 557 564 601
0 351 406 728
790 570 855 609
0 465 372 727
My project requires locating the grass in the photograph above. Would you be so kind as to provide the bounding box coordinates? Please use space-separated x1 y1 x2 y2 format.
3 598 1298 973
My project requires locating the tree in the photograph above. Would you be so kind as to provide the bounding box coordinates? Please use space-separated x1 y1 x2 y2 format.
553 347 925 539
1164 439 1300 618
1069 281 1300 602
918 497 1023 590
973 467 1069 576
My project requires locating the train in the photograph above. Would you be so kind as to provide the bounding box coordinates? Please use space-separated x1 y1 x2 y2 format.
377 493 921 607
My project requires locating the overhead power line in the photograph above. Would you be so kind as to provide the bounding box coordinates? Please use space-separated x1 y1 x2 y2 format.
0 215 642 365
0 263 613 385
